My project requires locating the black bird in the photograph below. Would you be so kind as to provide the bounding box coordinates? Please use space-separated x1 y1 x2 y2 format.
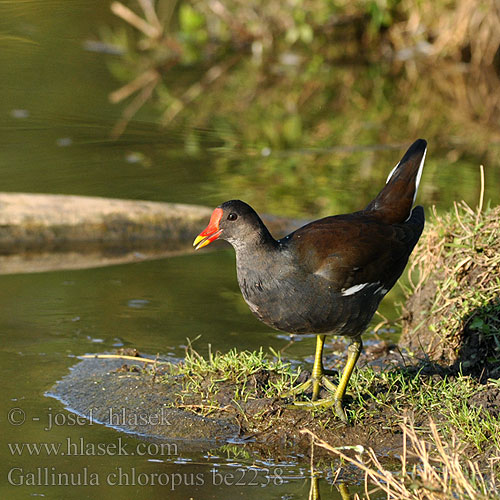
193 139 427 422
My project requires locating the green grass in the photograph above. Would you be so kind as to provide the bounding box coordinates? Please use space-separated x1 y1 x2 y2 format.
347 366 500 456
164 344 300 405
158 340 499 499
162 341 499 460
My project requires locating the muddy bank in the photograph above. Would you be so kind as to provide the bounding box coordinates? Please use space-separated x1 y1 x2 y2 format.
47 355 239 452
45 201 500 464
0 193 304 274
48 339 500 463
48 346 409 460
47 341 500 464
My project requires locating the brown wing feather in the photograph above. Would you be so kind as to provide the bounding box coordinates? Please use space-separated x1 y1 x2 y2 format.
287 212 421 291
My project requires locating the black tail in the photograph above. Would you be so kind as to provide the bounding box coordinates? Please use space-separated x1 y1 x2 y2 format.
365 139 427 223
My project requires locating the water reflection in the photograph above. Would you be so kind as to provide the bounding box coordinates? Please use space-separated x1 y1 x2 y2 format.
309 477 353 500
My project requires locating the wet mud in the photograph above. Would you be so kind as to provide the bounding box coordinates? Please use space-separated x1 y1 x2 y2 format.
47 346 410 461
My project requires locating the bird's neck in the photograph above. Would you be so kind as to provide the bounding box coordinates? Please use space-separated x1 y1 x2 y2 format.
227 220 278 257
232 225 281 288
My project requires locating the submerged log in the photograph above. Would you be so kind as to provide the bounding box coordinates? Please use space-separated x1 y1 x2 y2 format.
0 193 305 274
0 193 212 254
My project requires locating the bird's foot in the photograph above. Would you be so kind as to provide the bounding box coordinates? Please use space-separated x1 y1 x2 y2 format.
280 373 348 423
280 372 337 397
285 396 347 423
281 370 350 422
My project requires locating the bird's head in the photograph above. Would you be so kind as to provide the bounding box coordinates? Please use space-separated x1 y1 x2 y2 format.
193 200 266 250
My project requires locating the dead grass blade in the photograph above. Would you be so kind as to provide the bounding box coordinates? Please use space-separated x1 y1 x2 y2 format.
301 415 499 500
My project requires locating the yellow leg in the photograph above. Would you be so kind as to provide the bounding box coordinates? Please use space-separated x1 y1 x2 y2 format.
282 335 362 424
311 334 326 400
334 337 362 423
281 335 337 399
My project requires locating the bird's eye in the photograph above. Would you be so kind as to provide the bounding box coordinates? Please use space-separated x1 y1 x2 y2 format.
227 212 238 221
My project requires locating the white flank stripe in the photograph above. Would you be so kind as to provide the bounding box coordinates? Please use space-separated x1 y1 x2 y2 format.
341 283 370 296
375 285 389 295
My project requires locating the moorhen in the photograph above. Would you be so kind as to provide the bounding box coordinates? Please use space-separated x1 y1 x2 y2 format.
193 139 427 422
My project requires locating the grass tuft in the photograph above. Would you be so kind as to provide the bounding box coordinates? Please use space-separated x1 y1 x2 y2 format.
401 199 500 377
164 344 300 411
347 367 500 457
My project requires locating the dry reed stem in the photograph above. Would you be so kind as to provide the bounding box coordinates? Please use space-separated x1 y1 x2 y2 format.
111 1 161 39
111 76 159 138
301 415 499 500
161 55 241 125
394 0 500 67
80 353 168 364
136 0 163 33
109 69 160 104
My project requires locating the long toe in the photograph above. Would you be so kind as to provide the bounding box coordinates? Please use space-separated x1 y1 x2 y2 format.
334 398 348 424
286 397 335 410
280 378 312 397
280 374 337 400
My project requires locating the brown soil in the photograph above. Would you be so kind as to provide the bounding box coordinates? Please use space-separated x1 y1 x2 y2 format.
47 341 500 476
49 349 404 460
468 384 500 419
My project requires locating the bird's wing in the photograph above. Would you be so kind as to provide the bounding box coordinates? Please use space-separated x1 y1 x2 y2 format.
287 213 422 292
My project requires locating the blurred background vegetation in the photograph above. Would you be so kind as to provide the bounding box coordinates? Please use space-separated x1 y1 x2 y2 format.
100 0 500 216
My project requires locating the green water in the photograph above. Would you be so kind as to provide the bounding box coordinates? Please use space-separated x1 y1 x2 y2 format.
1 1 498 499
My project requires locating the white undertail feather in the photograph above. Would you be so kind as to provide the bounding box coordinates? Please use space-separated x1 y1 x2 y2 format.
385 145 427 205
385 162 399 184
412 147 426 204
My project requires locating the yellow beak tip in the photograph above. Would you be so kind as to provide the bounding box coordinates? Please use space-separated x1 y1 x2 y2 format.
193 235 209 250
